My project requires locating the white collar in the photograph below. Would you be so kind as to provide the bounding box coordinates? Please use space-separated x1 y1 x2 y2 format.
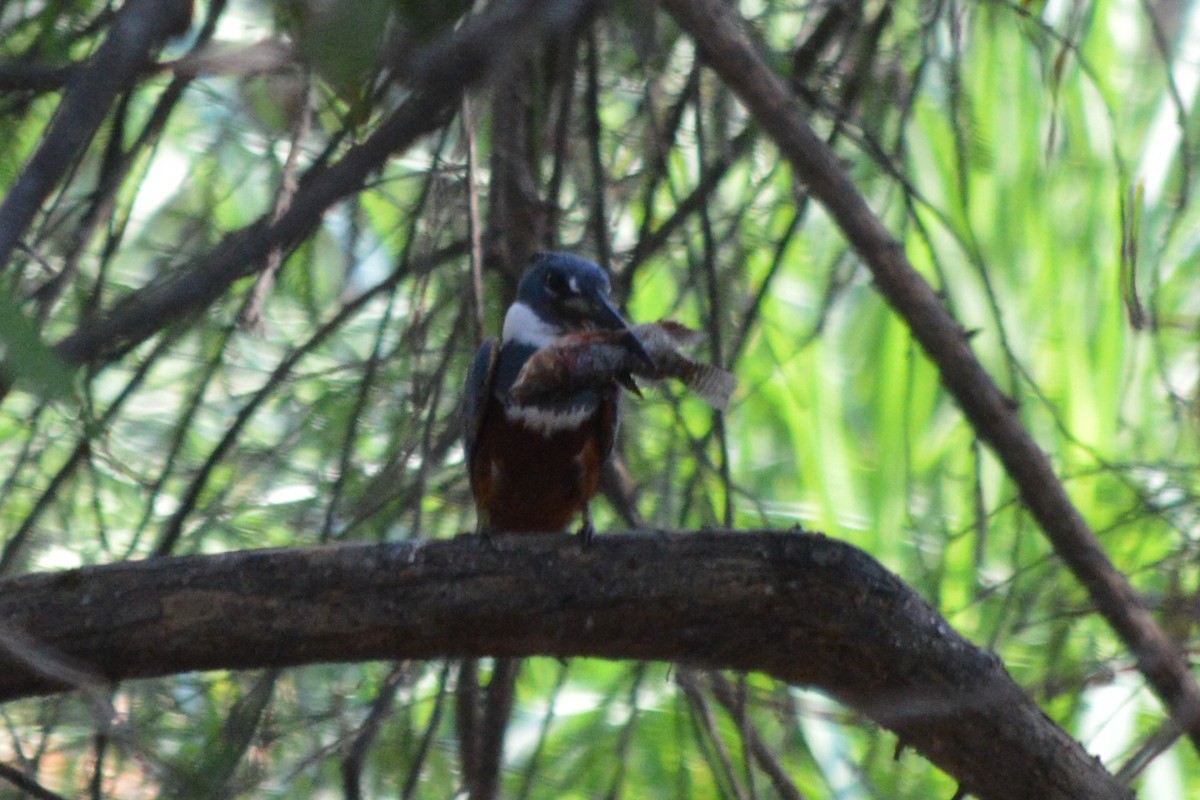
501 301 561 347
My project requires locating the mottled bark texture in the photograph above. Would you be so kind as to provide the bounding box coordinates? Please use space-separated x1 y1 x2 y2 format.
0 531 1127 800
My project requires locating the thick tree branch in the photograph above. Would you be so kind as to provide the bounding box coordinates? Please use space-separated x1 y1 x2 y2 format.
0 532 1127 800
660 0 1200 752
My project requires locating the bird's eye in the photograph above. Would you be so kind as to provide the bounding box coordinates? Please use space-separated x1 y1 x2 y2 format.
544 270 571 296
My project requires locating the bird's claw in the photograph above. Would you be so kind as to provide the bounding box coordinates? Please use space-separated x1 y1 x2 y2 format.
576 520 595 548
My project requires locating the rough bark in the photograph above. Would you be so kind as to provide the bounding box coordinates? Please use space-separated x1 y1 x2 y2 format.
0 531 1128 800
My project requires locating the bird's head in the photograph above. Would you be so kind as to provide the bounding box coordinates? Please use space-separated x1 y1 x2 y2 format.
502 252 631 347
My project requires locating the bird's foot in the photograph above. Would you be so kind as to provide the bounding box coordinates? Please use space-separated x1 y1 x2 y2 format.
478 526 499 550
575 519 595 548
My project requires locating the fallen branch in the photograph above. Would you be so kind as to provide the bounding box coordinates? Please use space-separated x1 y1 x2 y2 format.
0 531 1128 800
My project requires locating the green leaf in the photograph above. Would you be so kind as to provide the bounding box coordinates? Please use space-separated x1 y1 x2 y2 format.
0 285 75 401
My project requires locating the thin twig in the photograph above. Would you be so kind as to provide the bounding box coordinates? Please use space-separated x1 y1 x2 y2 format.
470 658 520 800
152 243 464 556
706 672 808 800
0 328 181 574
0 762 67 800
321 143 450 542
51 0 601 370
239 71 314 333
602 664 647 800
456 658 482 794
692 87 733 527
677 669 750 800
585 24 611 269
464 93 487 343
0 0 191 273
514 661 570 800
400 663 452 800
342 664 408 800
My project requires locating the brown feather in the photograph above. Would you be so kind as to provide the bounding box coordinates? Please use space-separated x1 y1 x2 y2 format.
510 321 736 409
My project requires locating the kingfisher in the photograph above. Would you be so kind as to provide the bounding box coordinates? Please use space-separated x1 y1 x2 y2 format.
464 252 646 542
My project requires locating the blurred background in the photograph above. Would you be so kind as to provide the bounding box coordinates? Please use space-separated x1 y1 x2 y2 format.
1 0 1199 796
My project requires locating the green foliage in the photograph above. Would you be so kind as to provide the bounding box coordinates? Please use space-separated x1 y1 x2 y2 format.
0 285 74 401
2 0 1200 796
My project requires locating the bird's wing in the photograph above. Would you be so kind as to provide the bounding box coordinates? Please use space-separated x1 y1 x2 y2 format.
463 337 500 464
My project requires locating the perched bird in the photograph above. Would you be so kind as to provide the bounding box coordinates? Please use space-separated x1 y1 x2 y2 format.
464 252 646 542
